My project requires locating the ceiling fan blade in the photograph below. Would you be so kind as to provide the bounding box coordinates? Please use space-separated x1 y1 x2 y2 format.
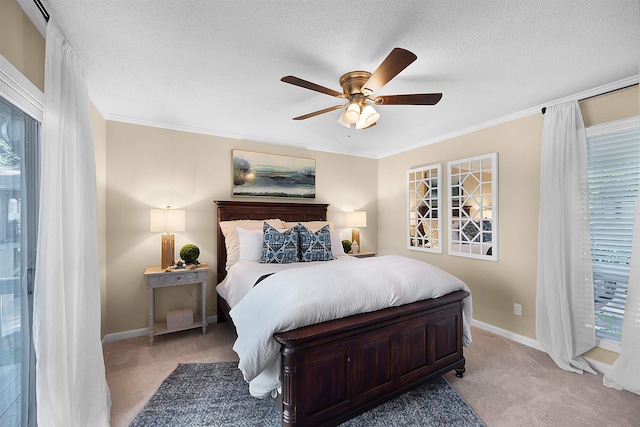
361 48 417 95
373 93 443 105
292 104 343 120
281 76 344 98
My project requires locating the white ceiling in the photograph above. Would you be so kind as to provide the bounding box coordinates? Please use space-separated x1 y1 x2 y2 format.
40 1 639 158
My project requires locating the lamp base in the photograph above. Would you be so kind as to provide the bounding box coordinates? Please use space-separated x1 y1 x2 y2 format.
351 228 360 247
161 233 175 269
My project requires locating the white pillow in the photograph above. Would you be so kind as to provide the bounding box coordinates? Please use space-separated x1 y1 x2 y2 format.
330 230 346 256
220 219 285 270
238 228 264 262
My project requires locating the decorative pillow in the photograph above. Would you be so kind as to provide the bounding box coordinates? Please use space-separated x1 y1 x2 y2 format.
237 228 264 262
298 223 333 262
220 219 285 270
330 230 346 256
260 222 299 264
284 221 334 231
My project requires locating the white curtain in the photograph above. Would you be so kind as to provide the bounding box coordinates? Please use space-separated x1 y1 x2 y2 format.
603 192 640 394
33 21 111 426
536 101 596 374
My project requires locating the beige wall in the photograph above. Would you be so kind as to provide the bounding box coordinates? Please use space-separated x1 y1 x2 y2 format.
378 85 639 362
379 114 543 339
4 0 639 363
0 0 44 91
104 121 378 334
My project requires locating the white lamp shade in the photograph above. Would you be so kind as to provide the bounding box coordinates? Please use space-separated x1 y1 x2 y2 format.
150 208 186 232
345 211 367 228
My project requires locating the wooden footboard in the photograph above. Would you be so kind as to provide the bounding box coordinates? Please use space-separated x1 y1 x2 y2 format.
274 290 469 427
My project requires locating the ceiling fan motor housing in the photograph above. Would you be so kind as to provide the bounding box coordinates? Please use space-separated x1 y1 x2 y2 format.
339 71 372 98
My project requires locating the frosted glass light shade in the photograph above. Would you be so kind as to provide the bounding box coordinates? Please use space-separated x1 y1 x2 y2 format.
362 105 380 126
150 209 186 232
344 102 361 123
337 109 351 128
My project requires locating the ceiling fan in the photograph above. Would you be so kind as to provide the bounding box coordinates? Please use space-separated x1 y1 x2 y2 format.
281 47 442 130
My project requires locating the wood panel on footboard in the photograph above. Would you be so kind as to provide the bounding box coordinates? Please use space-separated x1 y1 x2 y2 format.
274 290 469 427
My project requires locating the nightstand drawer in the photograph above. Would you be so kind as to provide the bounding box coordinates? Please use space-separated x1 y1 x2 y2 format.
146 270 207 288
164 271 199 284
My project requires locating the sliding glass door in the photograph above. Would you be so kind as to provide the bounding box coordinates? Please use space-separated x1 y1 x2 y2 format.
0 96 39 427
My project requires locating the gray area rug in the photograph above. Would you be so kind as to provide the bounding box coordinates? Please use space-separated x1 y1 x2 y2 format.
129 362 485 427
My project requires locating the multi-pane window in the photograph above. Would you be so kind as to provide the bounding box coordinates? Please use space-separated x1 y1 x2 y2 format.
586 118 640 343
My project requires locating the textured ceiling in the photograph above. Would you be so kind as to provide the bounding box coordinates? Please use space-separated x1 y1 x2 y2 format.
40 1 639 158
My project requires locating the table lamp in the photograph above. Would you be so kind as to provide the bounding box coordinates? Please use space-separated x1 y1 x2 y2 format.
345 210 367 248
150 206 186 268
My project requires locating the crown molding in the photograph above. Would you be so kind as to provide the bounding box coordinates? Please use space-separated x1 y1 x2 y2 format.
104 74 639 161
378 75 640 159
107 114 381 159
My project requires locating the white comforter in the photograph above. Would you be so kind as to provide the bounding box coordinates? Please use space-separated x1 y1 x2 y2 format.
229 255 473 398
217 255 357 308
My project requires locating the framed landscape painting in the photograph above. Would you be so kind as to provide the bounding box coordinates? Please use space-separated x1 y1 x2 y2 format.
232 150 316 198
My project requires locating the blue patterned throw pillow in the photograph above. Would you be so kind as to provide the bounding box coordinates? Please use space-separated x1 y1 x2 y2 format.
298 223 333 262
260 222 299 264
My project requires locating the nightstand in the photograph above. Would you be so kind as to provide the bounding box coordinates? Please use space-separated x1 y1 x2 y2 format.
347 250 377 258
143 263 210 346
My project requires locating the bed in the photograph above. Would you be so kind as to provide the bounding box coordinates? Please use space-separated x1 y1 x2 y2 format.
215 200 471 426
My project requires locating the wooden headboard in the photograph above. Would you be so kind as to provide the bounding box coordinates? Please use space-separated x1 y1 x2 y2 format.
214 200 329 283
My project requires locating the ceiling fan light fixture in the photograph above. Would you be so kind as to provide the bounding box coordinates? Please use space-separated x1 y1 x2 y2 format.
360 104 380 126
337 109 351 128
344 102 361 123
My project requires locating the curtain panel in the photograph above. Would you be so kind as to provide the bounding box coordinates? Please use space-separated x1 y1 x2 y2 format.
33 21 111 426
535 101 596 374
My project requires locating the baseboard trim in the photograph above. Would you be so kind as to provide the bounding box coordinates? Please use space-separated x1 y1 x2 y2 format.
471 319 612 375
102 315 218 345
471 319 545 351
101 316 612 375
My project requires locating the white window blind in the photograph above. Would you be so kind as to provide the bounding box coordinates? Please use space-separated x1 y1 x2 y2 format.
587 123 640 343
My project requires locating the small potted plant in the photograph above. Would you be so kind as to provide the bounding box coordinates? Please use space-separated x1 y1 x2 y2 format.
179 244 200 266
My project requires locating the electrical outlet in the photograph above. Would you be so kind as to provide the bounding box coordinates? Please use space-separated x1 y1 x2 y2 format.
513 303 522 316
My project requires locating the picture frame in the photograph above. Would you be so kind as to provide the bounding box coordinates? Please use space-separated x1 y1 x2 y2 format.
447 153 498 261
232 150 316 198
407 163 442 253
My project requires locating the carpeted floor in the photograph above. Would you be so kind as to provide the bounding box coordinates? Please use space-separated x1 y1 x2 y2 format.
105 324 640 426
129 362 485 427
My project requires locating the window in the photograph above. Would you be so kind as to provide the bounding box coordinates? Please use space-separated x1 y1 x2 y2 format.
586 117 640 344
0 54 43 427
